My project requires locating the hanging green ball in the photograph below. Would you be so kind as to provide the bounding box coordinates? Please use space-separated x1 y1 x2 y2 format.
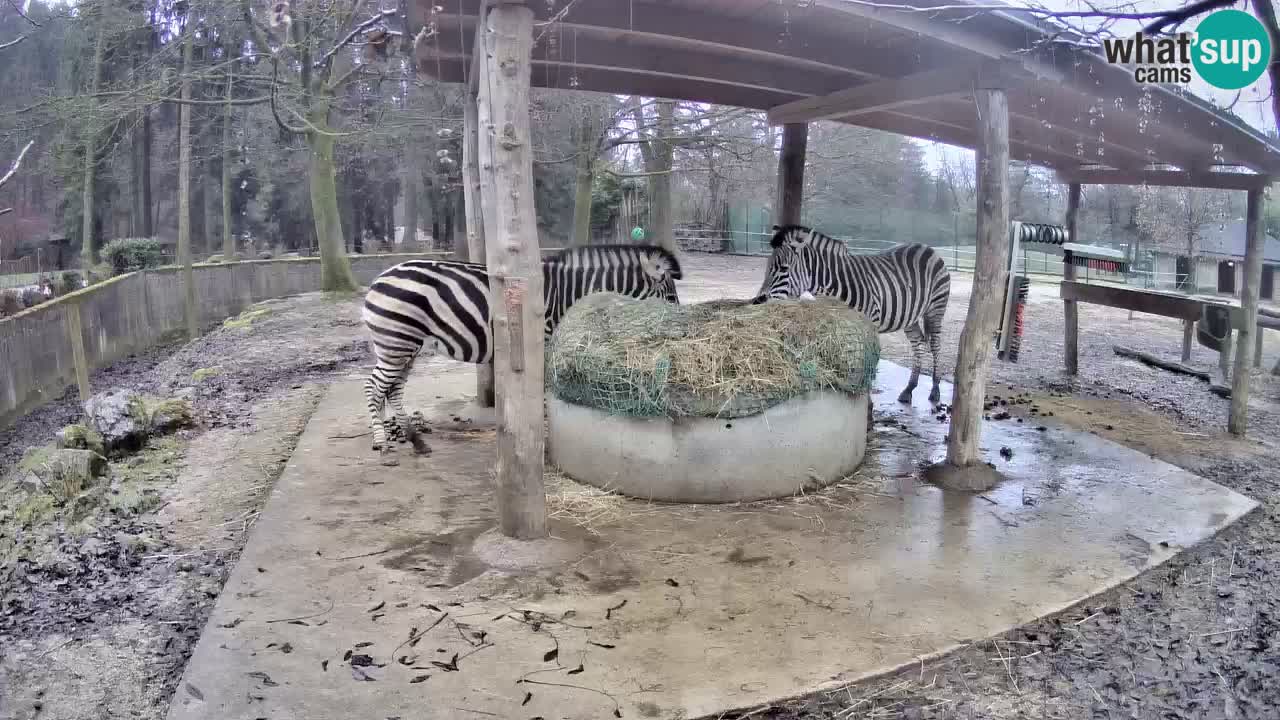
631 226 646 242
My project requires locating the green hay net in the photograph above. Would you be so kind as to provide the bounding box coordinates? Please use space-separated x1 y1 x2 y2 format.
546 293 881 419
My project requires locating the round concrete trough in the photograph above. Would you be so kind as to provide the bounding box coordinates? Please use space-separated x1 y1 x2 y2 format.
546 390 869 504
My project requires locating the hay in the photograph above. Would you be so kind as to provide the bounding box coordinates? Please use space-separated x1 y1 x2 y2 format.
546 293 880 419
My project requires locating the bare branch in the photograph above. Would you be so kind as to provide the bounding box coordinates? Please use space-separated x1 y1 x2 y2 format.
315 9 396 69
1143 0 1236 34
0 34 26 51
6 0 38 26
0 140 33 190
270 58 308 136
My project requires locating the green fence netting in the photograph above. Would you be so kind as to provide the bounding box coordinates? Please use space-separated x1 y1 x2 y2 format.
546 293 881 419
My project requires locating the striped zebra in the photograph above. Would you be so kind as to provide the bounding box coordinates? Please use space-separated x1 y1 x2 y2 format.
361 245 683 452
752 224 951 405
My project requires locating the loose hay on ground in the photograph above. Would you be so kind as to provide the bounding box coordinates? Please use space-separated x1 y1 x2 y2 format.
547 294 880 419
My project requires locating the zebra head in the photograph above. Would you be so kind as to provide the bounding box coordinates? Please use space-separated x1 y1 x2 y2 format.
751 224 815 304
638 247 683 304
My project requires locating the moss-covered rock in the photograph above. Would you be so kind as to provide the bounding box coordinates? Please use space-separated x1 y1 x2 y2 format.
56 423 106 456
147 398 194 434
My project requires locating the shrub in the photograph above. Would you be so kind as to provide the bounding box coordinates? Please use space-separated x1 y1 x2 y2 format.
60 270 83 295
19 287 44 308
101 237 165 275
0 289 22 316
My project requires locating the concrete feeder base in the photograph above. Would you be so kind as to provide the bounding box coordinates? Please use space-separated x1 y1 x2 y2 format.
546 390 869 503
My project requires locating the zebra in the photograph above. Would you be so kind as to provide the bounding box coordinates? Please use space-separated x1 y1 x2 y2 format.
361 244 683 452
751 224 951 405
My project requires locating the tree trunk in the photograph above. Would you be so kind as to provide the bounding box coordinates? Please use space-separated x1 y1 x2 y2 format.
479 3 545 539
402 150 421 253
1063 183 1081 375
141 109 153 237
648 100 676 254
462 90 494 405
80 30 106 267
178 27 197 340
570 113 595 246
306 103 358 292
222 68 234 259
776 122 808 226
944 88 1010 479
1229 187 1266 436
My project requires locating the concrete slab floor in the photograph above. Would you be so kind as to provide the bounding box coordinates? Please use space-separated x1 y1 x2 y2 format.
167 360 1258 720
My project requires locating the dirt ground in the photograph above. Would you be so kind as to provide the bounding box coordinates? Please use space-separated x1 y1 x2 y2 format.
0 293 369 720
2 253 1279 720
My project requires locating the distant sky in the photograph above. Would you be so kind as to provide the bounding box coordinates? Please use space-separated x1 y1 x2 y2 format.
922 0 1275 172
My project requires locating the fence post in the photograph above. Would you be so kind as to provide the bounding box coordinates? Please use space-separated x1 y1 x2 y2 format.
64 301 92 411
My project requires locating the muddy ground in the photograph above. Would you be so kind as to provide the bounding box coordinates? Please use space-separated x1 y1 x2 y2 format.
688 254 1280 720
2 253 1279 720
0 293 368 720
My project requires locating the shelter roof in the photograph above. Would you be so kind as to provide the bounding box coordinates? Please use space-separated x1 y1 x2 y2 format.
417 0 1280 179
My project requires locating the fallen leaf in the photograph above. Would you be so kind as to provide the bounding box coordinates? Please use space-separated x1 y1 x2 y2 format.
567 664 584 675
409 675 430 684
589 642 616 649
368 601 386 613
279 643 293 654
424 603 442 612
321 660 329 672
522 692 532 706
354 642 373 649
220 618 242 629
543 647 558 663
287 620 310 626
246 671 278 688
185 683 204 701
664 578 679 587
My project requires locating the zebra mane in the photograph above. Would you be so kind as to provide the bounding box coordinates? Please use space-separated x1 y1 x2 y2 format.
544 244 683 280
770 224 845 257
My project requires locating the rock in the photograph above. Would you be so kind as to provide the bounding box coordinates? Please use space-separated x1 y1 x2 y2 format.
56 424 106 456
84 391 147 456
17 447 109 500
147 398 194 435
258 251 273 260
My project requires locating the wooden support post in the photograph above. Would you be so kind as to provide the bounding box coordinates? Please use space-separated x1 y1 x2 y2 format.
64 302 91 410
1255 328 1264 368
1229 187 1266 436
1063 183 1081 375
463 75 495 408
1182 319 1194 362
775 123 808 226
945 88 1009 474
478 2 546 539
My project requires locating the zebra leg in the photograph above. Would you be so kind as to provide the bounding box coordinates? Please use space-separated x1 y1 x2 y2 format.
897 323 927 404
365 370 394 452
924 313 944 405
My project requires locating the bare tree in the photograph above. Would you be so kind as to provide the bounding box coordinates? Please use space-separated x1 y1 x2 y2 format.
1135 185 1229 293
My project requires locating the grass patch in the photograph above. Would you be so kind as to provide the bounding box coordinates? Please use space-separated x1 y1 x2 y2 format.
192 367 222 383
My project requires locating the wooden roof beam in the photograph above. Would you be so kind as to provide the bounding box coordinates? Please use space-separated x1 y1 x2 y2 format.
1056 168 1273 191
434 0 956 83
766 61 1030 126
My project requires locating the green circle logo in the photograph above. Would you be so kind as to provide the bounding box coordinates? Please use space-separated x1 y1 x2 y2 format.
1192 10 1272 90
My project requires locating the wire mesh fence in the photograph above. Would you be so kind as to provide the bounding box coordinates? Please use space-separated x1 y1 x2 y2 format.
677 229 1180 289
